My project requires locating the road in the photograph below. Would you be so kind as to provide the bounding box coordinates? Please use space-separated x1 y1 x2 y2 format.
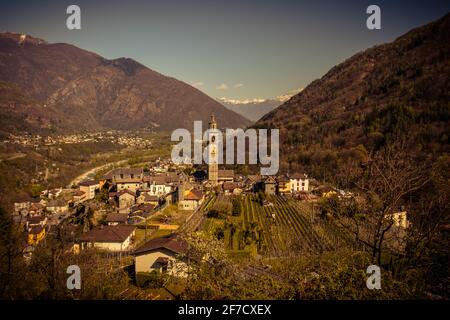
0 152 26 162
68 159 128 187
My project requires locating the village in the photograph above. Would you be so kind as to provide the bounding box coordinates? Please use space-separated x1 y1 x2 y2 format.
4 131 153 148
11 116 410 293
1 2 448 304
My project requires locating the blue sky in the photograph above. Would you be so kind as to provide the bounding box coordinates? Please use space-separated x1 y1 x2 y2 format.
1 0 449 101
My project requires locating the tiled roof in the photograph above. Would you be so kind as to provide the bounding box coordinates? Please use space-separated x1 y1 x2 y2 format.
141 193 159 202
264 176 276 184
117 189 136 197
27 216 46 224
130 203 155 214
289 173 308 179
246 175 261 182
144 174 172 184
276 175 290 183
79 225 136 243
116 179 142 184
29 202 44 210
184 189 203 201
105 168 144 181
78 180 99 187
105 213 128 223
133 235 188 256
223 182 239 191
29 225 45 235
73 190 86 197
47 199 68 207
218 169 234 178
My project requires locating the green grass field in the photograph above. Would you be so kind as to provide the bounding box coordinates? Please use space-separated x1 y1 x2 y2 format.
134 227 174 246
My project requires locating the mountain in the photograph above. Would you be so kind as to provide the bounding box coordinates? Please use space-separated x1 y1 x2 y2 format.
0 32 250 134
255 13 450 179
220 98 280 122
0 81 57 138
219 88 303 122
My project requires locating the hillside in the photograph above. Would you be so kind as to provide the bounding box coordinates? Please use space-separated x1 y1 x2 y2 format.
0 82 51 138
256 13 450 181
0 32 250 134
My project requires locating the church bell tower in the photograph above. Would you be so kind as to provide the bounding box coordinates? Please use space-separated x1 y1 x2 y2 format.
208 114 219 185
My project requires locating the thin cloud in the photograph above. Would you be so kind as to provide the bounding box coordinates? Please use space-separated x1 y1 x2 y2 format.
216 83 228 90
276 87 304 102
234 83 244 88
190 81 204 88
218 97 266 104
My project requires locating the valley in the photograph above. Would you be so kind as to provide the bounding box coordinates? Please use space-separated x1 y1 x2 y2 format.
0 10 448 301
0 130 172 211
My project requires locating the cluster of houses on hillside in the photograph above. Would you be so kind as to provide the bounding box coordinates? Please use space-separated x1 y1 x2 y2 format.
13 183 98 247
74 225 194 278
71 141 316 278
5 131 152 148
12 150 318 276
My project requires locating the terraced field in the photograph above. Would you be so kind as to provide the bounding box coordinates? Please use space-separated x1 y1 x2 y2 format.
201 193 360 257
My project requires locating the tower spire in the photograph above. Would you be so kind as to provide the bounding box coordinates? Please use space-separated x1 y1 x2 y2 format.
208 114 218 185
209 114 217 129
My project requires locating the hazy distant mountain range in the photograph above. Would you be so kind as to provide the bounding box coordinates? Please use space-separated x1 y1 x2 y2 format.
0 32 250 136
218 88 303 122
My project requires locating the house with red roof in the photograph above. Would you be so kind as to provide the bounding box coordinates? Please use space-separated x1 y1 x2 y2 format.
77 225 136 252
133 234 193 278
178 188 204 211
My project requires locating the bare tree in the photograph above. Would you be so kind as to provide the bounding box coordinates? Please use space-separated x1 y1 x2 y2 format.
330 143 432 266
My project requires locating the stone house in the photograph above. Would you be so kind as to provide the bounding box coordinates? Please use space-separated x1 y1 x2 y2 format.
117 189 136 208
